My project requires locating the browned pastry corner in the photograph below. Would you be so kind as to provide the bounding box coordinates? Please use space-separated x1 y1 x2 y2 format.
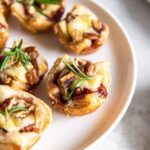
0 13 9 50
11 0 66 33
0 40 48 91
0 85 52 150
0 0 14 16
54 4 109 55
47 55 111 116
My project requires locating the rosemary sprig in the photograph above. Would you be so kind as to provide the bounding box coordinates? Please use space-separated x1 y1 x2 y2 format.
68 58 88 78
16 0 61 18
0 107 28 121
0 39 30 72
63 57 92 99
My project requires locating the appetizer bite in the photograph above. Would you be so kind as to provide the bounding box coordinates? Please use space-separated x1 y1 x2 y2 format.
0 85 52 150
0 40 48 91
0 12 9 50
47 55 111 116
0 0 14 16
54 4 109 55
11 0 65 33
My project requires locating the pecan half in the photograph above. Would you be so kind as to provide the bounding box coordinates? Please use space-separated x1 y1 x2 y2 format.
26 68 39 85
57 71 75 88
83 33 99 40
19 124 38 133
51 7 65 22
0 98 12 112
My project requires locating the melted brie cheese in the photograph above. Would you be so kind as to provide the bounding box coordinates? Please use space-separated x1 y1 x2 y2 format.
68 15 91 36
72 74 103 91
0 114 35 132
28 4 60 18
4 62 33 84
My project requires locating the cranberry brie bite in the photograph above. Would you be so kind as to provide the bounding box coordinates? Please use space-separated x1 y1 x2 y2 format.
54 4 109 55
0 0 14 16
0 85 52 150
11 0 65 33
0 13 9 50
47 55 111 116
0 40 48 91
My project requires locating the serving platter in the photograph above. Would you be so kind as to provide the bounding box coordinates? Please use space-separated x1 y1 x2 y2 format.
6 0 136 149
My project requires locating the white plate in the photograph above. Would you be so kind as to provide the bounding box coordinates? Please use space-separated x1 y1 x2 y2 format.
7 0 137 149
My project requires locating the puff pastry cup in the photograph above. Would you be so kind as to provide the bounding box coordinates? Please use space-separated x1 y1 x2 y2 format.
54 4 109 55
11 0 65 33
47 55 111 116
0 85 52 150
0 0 14 16
0 40 48 91
0 12 9 50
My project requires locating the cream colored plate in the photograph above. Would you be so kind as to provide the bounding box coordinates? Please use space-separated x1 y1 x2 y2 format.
7 0 136 149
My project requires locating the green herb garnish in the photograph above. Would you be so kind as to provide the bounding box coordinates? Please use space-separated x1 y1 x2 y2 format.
16 0 61 18
66 77 91 100
35 0 61 4
0 39 30 72
63 57 92 100
0 107 28 121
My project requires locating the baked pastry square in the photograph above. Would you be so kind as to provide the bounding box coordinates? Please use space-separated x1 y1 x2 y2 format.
54 4 109 55
47 55 111 116
0 85 52 150
0 40 48 91
11 0 65 33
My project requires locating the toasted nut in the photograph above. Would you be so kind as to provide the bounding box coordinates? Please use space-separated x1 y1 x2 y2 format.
57 71 75 88
19 124 39 133
92 20 102 31
26 69 39 85
83 33 98 40
85 62 94 76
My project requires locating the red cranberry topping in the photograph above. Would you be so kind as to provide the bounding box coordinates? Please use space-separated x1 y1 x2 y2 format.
98 84 107 97
0 23 6 29
72 94 86 100
73 87 82 96
84 88 92 94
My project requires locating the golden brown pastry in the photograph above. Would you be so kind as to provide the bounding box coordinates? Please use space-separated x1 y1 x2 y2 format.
0 40 48 91
0 0 14 16
11 0 65 33
47 55 111 116
54 4 109 55
0 12 9 50
0 85 52 150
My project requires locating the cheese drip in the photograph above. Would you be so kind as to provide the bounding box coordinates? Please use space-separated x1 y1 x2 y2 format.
71 74 103 91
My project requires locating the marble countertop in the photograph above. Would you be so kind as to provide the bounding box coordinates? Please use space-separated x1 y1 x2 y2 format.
94 0 150 150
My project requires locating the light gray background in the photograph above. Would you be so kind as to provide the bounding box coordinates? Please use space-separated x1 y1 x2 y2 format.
94 0 150 150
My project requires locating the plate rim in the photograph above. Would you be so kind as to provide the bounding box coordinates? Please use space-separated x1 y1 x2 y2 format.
82 0 137 149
